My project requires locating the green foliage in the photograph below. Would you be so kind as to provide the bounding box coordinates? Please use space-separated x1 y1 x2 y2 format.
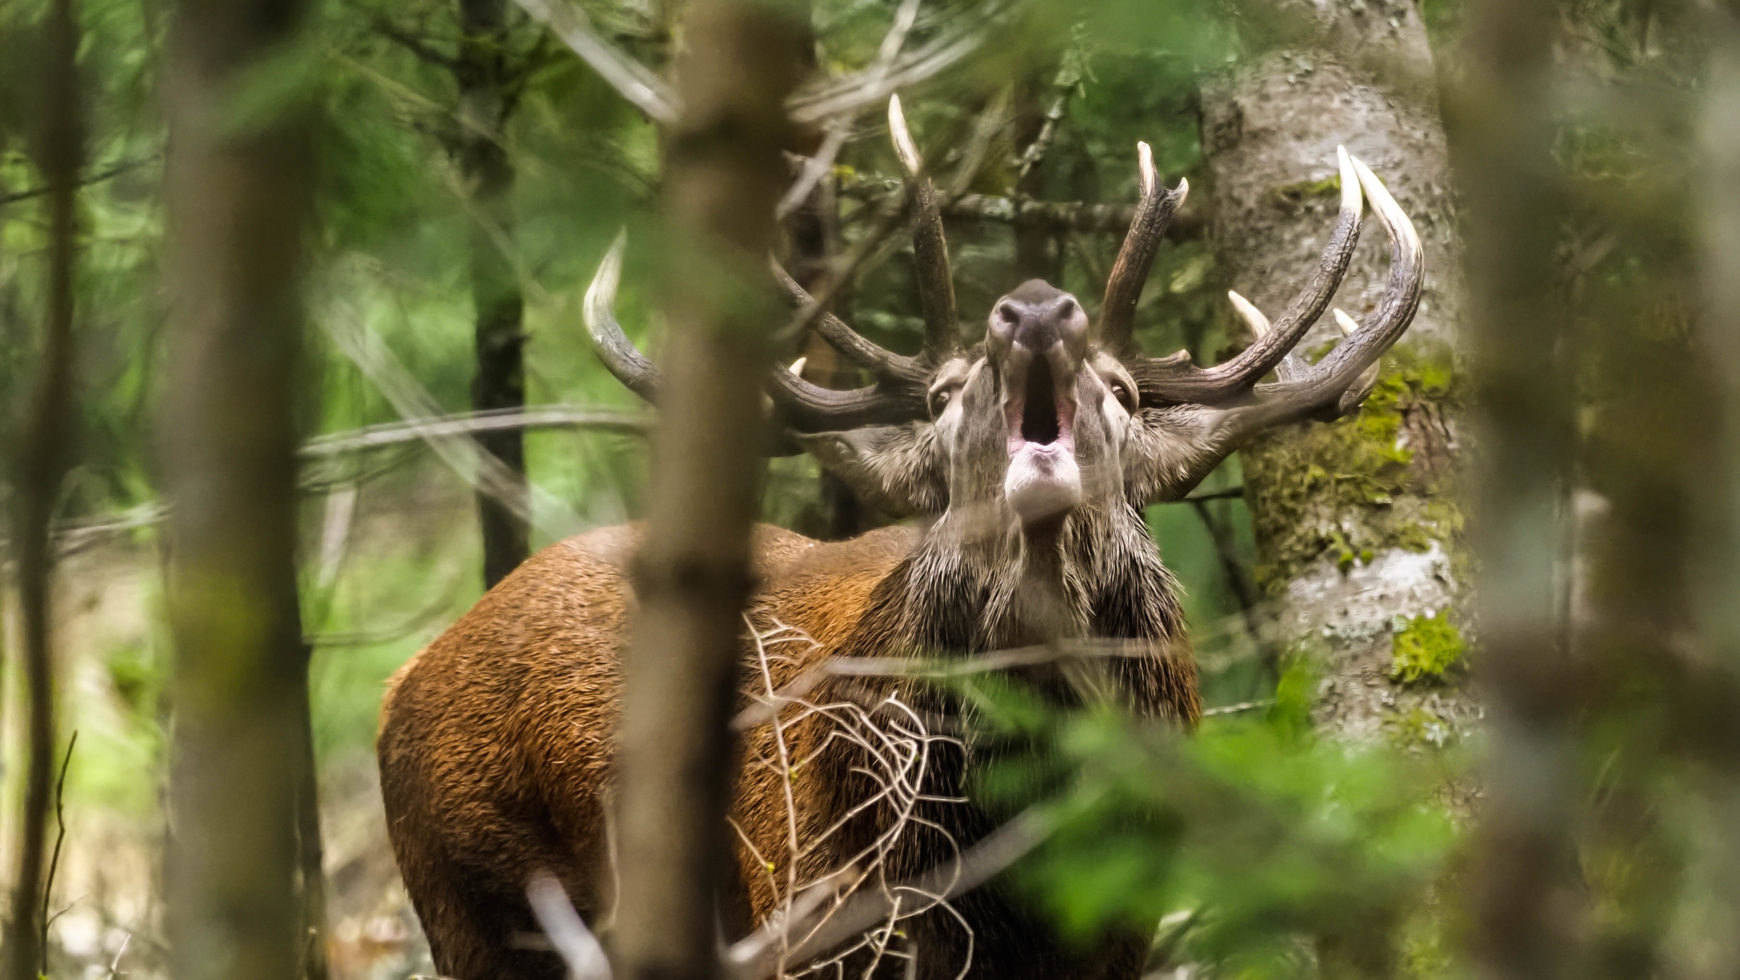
963 677 1464 977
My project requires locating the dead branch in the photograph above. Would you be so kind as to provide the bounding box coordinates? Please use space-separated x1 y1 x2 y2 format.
39 732 78 970
322 306 585 534
0 155 158 206
510 0 1011 128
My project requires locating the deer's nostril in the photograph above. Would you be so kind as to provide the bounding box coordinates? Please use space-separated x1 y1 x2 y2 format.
998 304 1020 327
1058 298 1076 318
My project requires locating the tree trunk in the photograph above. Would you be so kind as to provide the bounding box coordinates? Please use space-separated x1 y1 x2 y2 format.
160 2 316 979
458 0 530 588
2 2 78 977
1200 5 1471 971
609 2 804 978
1201 0 1474 747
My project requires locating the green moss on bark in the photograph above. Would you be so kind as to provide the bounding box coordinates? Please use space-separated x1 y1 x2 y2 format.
1389 612 1467 685
1243 345 1463 593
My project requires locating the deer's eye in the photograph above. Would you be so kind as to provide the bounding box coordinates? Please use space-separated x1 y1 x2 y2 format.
1108 379 1137 413
927 385 960 419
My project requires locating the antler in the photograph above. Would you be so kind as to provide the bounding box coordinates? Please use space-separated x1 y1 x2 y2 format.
1124 154 1423 503
1128 147 1369 404
1099 140 1188 354
1230 155 1422 424
581 95 958 434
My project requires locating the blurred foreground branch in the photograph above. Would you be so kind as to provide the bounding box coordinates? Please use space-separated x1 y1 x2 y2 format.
608 1 804 977
160 2 318 979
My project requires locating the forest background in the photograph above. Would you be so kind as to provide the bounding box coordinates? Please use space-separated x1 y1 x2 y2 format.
4 0 1739 977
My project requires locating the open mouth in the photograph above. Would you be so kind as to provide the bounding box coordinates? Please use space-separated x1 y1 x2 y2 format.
1006 354 1076 456
1003 353 1082 524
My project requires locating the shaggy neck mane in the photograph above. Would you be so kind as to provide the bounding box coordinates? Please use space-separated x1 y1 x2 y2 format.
840 502 1199 724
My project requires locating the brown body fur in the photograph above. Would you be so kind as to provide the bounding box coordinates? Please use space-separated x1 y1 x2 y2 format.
379 517 1198 979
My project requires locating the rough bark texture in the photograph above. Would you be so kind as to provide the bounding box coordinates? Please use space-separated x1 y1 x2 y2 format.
1201 0 1474 747
609 2 804 978
2 2 78 978
160 3 315 979
459 0 530 587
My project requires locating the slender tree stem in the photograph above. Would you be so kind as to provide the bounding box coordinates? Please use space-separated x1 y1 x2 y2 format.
610 2 805 977
3 1 80 976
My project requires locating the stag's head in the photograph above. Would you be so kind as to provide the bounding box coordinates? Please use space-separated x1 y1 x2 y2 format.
585 96 1422 541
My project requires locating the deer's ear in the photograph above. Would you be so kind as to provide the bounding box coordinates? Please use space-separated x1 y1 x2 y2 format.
1124 404 1235 505
795 424 946 517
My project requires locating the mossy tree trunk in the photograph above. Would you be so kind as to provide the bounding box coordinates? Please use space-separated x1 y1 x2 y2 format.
1201 0 1475 747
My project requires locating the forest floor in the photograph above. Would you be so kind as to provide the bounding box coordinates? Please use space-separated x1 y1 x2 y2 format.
0 469 489 979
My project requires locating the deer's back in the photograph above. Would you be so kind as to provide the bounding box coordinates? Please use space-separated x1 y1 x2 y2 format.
377 520 918 964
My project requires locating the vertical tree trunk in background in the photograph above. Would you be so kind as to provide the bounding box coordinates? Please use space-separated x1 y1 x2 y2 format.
459 0 530 588
2 2 78 977
1011 69 1061 283
1439 3 1576 976
160 2 315 979
783 4 862 540
1200 0 1474 747
610 1 803 978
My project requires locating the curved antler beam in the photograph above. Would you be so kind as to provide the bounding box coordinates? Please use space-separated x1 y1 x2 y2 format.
1228 157 1423 430
765 367 929 431
1243 156 1423 419
585 232 931 433
1132 148 1367 404
769 259 929 385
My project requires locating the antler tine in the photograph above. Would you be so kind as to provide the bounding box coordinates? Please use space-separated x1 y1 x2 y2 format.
583 232 660 403
1099 141 1188 353
1241 157 1423 426
1227 290 1308 383
889 95 961 359
1132 147 1365 404
769 258 929 384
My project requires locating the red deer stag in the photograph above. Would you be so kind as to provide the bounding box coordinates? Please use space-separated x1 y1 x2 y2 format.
377 97 1422 980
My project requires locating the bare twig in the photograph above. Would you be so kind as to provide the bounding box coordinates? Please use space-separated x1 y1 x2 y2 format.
40 731 78 968
299 404 650 457
729 796 1073 979
321 307 585 534
1202 699 1274 718
1013 51 1081 188
0 155 159 206
511 0 1011 127
787 0 1017 125
734 619 966 978
507 0 678 122
370 16 458 70
777 0 922 220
